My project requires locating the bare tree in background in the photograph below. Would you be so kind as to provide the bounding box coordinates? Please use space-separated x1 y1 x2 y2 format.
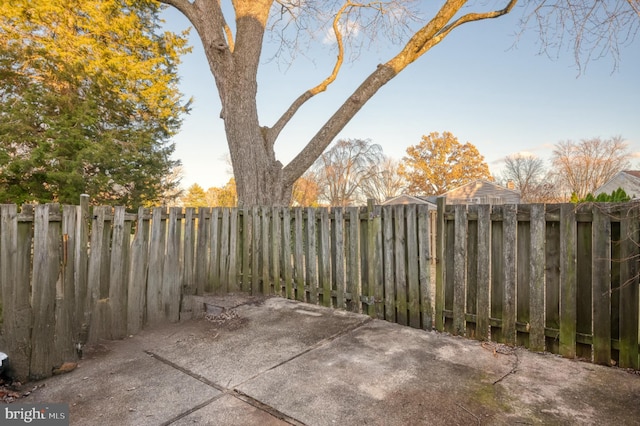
312 138 383 206
360 156 407 204
500 154 547 202
551 136 630 200
158 165 184 206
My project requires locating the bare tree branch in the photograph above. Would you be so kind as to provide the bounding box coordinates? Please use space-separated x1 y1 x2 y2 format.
521 0 639 73
266 1 395 149
422 0 518 56
283 0 518 186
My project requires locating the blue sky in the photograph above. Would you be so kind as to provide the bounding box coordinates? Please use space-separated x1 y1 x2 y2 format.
161 4 640 191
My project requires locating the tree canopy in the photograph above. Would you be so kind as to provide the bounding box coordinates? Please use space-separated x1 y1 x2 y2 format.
158 0 638 206
205 178 238 207
0 0 190 207
400 132 492 196
181 183 208 206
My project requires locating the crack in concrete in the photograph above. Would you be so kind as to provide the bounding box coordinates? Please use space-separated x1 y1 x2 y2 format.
145 313 371 425
147 350 304 425
493 349 520 385
236 315 374 387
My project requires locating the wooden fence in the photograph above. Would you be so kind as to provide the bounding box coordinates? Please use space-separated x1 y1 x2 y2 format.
437 199 640 369
1 197 639 380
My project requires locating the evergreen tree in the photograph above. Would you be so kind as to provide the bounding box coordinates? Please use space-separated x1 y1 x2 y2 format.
0 0 190 208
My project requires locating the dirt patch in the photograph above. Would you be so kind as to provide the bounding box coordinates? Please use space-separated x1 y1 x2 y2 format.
205 308 249 331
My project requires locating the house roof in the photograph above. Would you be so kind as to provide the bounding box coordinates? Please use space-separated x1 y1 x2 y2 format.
381 194 437 208
594 170 640 198
440 179 520 198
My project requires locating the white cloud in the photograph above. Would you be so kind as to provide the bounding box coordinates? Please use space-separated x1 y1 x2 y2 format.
322 19 361 44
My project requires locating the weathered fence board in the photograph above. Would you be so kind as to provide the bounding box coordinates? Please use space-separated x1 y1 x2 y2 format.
465 207 478 338
406 205 420 329
619 208 640 369
306 207 318 304
418 205 432 330
559 204 577 358
502 204 517 345
435 198 446 331
270 207 280 296
146 207 166 324
367 203 383 319
347 207 360 313
109 206 128 339
383 205 395 322
294 208 305 301
1 204 32 379
319 208 331 307
30 205 58 379
162 207 182 322
529 204 546 352
127 207 149 334
475 204 491 341
183 208 196 297
334 208 345 309
592 207 612 364
56 205 77 363
394 205 408 326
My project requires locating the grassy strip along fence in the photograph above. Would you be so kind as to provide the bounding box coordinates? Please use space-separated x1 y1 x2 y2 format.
0 196 638 380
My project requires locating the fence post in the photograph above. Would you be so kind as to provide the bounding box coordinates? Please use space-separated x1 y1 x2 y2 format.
108 206 128 338
306 207 318 303
592 205 612 365
30 204 59 380
366 200 383 319
418 204 433 330
529 204 546 352
452 204 467 336
559 203 577 358
475 204 491 341
147 207 167 325
619 205 640 369
1 204 32 381
55 205 79 364
128 207 150 334
435 197 446 331
75 195 90 344
162 207 182 322
502 204 518 345
406 204 421 329
282 208 294 299
382 205 395 322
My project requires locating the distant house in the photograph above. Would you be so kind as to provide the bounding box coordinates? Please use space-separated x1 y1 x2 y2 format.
381 194 437 209
441 180 521 205
594 170 640 199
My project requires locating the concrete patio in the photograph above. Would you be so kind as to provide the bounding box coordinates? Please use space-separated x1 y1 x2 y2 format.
22 294 640 425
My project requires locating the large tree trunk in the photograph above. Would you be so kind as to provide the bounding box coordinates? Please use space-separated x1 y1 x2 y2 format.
223 97 291 206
